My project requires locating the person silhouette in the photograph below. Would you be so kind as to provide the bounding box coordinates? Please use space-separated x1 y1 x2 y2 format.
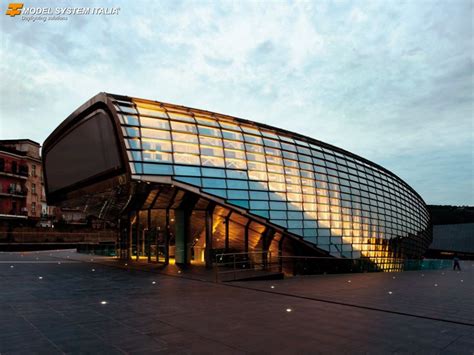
453 254 461 271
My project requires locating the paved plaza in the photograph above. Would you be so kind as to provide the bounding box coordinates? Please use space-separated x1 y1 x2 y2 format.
0 250 473 354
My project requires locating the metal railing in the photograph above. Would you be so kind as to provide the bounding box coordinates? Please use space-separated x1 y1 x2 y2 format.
0 231 117 244
214 250 279 282
213 252 453 282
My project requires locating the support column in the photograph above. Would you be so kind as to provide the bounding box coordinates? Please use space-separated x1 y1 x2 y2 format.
224 212 231 253
244 220 251 254
262 228 275 270
147 209 151 263
128 214 133 261
278 235 285 273
174 209 191 265
135 212 140 261
205 204 215 269
165 209 170 265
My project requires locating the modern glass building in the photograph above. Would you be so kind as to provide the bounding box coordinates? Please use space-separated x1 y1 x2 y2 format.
43 93 432 271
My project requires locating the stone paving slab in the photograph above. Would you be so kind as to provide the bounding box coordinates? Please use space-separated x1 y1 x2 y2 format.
232 260 474 325
1 250 473 354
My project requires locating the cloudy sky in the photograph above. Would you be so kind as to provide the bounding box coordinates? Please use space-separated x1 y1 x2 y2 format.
0 0 472 205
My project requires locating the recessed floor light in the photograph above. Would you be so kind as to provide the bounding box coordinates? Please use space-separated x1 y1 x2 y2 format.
152 281 156 285
38 276 43 280
286 308 292 312
388 291 393 295
100 301 107 305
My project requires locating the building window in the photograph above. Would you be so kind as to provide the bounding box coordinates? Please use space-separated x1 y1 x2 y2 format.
31 202 36 214
32 183 36 194
32 165 36 177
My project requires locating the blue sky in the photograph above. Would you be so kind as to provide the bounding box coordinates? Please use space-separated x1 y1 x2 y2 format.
0 0 472 205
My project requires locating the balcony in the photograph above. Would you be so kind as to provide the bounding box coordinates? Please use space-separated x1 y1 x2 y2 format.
0 187 27 198
0 165 29 180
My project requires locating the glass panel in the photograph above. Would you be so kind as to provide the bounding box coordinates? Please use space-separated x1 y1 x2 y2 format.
229 200 249 209
174 166 201 176
174 176 202 186
195 116 219 127
249 181 268 190
222 130 243 141
227 180 249 189
173 142 199 154
266 156 283 165
141 117 170 130
250 191 269 200
261 131 279 139
228 189 250 199
198 126 221 137
201 156 225 167
201 146 224 157
226 158 247 170
142 128 170 140
219 121 242 131
225 149 246 159
244 134 263 144
171 121 197 133
248 171 267 181
172 132 198 143
200 136 222 147
143 151 172 162
248 161 266 171
142 139 172 152
281 143 297 152
250 201 269 209
123 127 140 137
265 147 282 156
126 138 141 149
226 170 248 179
167 111 195 122
202 178 226 188
268 182 286 191
263 138 280 148
224 140 245 150
203 188 227 198
267 164 284 174
121 115 139 126
246 153 266 162
241 126 261 135
202 168 226 177
245 144 264 153
143 163 173 175
135 102 168 118
268 173 285 182
173 153 200 165
116 105 138 115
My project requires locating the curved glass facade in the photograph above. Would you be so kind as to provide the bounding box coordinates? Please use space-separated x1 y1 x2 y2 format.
109 95 431 268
